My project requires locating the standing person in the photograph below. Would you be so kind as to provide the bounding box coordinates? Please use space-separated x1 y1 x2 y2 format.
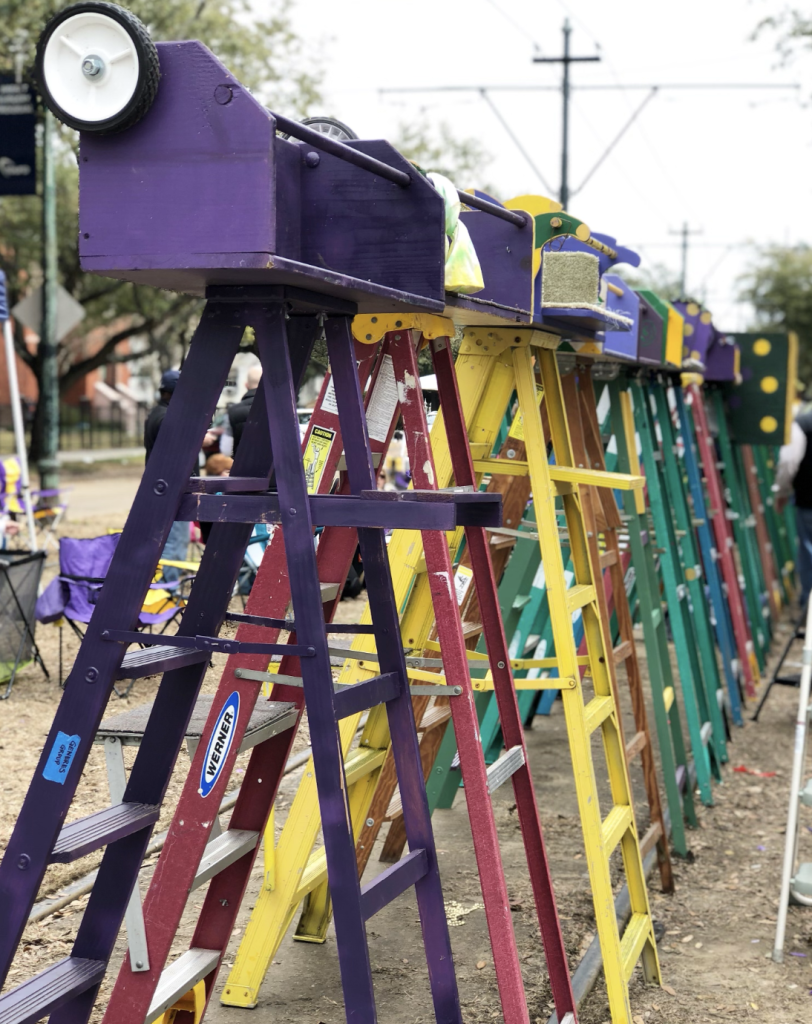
775 401 812 609
144 369 188 582
226 364 262 457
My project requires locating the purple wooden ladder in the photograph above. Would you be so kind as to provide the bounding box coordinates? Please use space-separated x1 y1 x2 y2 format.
0 292 471 1024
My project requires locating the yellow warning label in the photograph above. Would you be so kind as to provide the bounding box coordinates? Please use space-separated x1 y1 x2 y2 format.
508 384 543 440
303 426 335 494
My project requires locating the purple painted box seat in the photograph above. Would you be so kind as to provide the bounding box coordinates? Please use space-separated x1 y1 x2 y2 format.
603 274 640 362
79 42 446 314
704 328 739 382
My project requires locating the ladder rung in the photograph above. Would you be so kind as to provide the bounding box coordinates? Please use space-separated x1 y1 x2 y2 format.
584 695 615 734
117 645 208 680
0 957 106 1024
600 549 619 569
344 745 388 785
601 805 634 855
360 848 428 920
566 584 596 613
486 745 526 794
663 686 675 712
624 730 647 762
50 803 160 864
612 639 633 664
700 721 713 746
146 948 220 1023
620 912 653 982
333 673 401 719
191 829 260 891
548 465 645 492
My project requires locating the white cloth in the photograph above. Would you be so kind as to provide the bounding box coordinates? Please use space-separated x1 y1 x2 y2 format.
775 419 807 498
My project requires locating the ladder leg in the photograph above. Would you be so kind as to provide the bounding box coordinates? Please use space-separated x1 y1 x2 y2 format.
258 309 380 1023
92 316 317 1024
326 318 462 1024
0 303 243 993
429 334 577 1018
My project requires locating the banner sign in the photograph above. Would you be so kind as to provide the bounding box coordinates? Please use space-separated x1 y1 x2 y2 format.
0 76 37 196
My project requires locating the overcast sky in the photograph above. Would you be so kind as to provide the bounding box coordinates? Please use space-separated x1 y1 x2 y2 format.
283 0 811 329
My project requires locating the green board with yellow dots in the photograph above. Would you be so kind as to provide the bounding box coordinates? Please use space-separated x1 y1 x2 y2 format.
723 332 798 445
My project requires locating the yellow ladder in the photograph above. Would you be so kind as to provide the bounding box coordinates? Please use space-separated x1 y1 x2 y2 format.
508 331 660 1017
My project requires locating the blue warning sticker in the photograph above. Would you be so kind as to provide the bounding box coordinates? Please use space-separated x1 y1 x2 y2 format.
199 691 240 798
43 731 80 784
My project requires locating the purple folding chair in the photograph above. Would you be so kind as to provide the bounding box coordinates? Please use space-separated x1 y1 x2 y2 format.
36 533 185 694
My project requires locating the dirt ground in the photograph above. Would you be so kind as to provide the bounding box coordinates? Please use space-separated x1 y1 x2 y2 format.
1 474 812 1023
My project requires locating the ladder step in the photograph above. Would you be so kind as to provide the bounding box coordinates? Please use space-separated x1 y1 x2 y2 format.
700 721 713 746
612 639 633 664
320 581 341 603
548 465 644 492
601 804 634 855
600 549 619 569
0 957 106 1024
624 730 647 762
566 584 596 613
418 705 452 732
191 829 260 891
486 745 526 794
50 802 160 863
117 645 208 680
146 948 220 1024
333 672 402 719
359 848 428 920
584 695 615 734
620 912 653 982
663 686 675 712
639 820 664 859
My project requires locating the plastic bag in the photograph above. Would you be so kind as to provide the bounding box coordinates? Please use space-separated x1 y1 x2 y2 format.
427 172 485 295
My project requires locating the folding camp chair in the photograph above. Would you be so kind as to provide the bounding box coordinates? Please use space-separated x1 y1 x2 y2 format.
0 549 49 699
35 533 188 695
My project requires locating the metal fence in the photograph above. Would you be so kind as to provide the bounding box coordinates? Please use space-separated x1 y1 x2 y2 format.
0 399 149 455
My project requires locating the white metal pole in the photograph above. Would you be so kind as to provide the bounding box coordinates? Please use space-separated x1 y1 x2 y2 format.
2 318 38 551
772 594 812 961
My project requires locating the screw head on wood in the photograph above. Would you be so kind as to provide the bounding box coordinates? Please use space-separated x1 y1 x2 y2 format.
305 151 320 167
365 818 375 827
17 854 30 870
497 661 506 669
85 667 99 683
214 84 233 105
289 507 297 515
153 479 168 496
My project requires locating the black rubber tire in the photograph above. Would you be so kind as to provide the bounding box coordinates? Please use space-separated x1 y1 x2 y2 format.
36 1 160 134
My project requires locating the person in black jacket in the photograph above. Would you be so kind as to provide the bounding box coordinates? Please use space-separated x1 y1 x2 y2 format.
144 369 187 581
144 369 180 461
775 403 812 609
226 365 262 457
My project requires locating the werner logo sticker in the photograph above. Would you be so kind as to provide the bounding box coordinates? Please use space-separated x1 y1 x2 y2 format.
199 691 240 798
43 731 80 784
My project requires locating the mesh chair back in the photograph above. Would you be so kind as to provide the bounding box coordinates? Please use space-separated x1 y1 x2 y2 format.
0 551 46 681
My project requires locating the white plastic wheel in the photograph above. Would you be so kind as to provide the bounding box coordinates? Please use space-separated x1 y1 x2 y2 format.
302 117 359 142
41 10 139 126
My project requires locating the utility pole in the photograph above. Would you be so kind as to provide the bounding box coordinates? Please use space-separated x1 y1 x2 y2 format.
39 108 59 494
670 221 703 296
534 20 600 210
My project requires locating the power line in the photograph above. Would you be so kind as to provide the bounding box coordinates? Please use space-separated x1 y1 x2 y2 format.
478 90 556 195
571 87 657 197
